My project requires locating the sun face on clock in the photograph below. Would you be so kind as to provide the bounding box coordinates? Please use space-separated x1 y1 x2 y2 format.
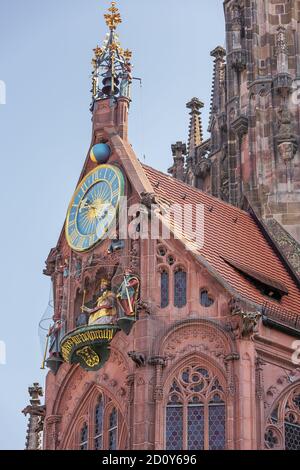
66 164 125 252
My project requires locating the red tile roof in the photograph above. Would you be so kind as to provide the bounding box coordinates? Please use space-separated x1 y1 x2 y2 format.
142 164 300 314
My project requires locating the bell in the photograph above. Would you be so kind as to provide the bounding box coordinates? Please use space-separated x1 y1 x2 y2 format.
102 72 120 96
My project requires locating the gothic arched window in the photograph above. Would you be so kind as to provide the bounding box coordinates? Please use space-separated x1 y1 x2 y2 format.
108 408 118 450
79 423 88 450
165 364 226 450
94 396 104 450
161 271 169 308
265 386 300 450
174 270 187 308
73 392 125 450
284 389 300 450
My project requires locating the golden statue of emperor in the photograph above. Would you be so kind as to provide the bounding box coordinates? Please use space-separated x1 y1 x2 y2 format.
81 278 117 326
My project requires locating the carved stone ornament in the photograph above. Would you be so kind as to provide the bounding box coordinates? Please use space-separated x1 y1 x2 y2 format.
136 299 152 315
231 2 243 30
228 298 261 339
22 405 46 418
140 192 157 209
276 107 298 160
276 26 288 55
43 248 58 276
160 321 235 368
194 157 212 178
128 351 146 367
265 369 300 410
277 107 294 138
148 356 167 367
278 140 298 163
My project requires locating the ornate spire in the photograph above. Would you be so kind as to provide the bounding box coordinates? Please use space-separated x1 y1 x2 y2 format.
208 46 226 132
90 1 132 110
23 383 45 450
186 97 204 158
276 26 288 74
169 142 187 181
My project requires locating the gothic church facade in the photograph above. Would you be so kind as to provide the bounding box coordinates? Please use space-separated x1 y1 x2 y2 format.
24 1 300 451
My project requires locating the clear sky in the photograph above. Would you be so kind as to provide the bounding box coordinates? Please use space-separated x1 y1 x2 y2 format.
0 0 225 449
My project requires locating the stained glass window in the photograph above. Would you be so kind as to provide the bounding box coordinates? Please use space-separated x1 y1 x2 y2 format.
285 391 300 450
265 387 300 450
108 408 118 450
285 422 300 450
200 290 214 308
209 398 226 450
80 423 88 450
174 270 187 308
166 405 183 450
74 393 125 450
94 396 103 450
161 271 169 308
165 364 226 450
188 403 204 450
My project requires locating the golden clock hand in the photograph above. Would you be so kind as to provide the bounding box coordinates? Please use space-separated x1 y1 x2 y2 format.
79 199 95 212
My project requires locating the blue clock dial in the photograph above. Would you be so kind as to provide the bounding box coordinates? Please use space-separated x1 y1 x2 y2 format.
66 164 125 252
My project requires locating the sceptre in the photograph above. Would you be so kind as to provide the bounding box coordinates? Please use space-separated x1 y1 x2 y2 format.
123 275 134 315
80 289 87 312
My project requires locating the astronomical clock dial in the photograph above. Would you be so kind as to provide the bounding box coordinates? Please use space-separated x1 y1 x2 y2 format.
66 164 125 252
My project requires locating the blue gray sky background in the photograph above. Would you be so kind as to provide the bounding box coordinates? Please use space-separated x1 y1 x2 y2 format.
0 0 224 449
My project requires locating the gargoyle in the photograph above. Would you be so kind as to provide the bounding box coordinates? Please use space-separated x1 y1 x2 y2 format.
22 405 46 417
140 192 157 210
128 351 146 367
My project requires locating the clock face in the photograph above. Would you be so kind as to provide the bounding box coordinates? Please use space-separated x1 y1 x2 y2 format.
66 164 125 252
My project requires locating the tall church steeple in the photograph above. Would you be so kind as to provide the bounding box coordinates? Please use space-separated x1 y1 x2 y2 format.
91 1 132 141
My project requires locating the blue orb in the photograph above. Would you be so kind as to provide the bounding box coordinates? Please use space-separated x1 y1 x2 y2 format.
90 143 111 164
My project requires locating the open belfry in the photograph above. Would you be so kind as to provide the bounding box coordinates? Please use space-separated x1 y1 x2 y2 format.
24 1 300 450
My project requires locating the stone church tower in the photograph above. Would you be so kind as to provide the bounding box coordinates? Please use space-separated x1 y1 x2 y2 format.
170 0 300 261
24 2 300 451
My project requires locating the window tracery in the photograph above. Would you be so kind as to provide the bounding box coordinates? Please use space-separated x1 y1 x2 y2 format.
75 393 122 450
156 242 187 309
265 385 300 450
166 364 226 450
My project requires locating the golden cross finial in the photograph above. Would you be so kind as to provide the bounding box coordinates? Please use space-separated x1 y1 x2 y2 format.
104 1 122 31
